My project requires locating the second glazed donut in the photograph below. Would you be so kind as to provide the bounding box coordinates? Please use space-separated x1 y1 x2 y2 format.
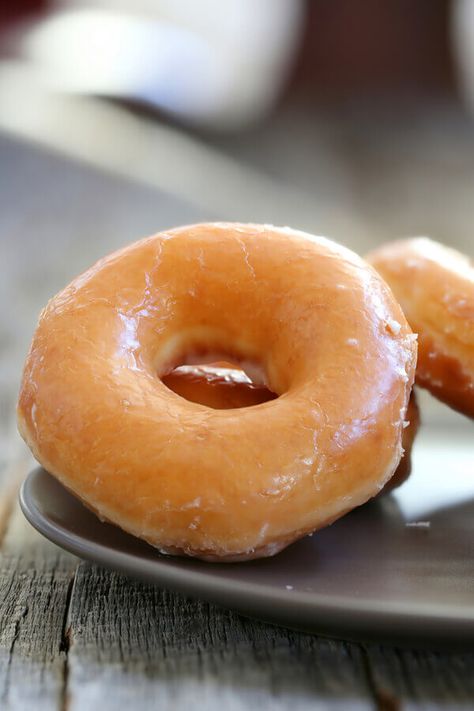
368 237 474 418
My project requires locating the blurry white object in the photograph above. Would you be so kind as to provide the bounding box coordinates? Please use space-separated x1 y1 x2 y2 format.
452 0 474 115
21 0 304 130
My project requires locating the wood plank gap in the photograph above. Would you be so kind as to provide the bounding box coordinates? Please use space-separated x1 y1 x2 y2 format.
59 573 76 711
360 645 401 711
0 536 78 707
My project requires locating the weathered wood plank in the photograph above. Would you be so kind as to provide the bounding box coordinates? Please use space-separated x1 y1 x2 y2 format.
363 643 474 710
0 451 78 711
65 562 374 710
0 546 75 711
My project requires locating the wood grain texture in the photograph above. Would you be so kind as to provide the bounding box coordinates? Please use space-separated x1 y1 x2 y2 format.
65 562 373 710
0 450 77 711
0 548 75 711
363 643 474 710
0 493 76 711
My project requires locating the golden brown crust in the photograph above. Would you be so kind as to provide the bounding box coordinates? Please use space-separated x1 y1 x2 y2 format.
367 237 474 418
18 223 417 560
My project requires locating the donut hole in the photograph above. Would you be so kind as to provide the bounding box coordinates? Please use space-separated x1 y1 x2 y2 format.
161 355 277 409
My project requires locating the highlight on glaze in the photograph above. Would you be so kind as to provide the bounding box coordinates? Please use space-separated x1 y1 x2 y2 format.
17 223 417 561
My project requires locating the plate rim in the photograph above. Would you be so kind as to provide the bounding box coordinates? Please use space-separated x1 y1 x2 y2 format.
19 467 474 647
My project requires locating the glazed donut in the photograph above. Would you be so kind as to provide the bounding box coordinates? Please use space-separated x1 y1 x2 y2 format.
18 223 417 561
368 237 474 418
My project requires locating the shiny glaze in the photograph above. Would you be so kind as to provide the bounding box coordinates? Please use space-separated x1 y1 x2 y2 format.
368 237 474 418
18 223 417 560
166 365 418 493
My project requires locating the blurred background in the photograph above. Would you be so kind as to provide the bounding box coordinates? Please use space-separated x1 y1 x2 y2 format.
1 0 474 452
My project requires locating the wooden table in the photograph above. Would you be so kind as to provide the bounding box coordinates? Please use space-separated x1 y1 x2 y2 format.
1 124 474 710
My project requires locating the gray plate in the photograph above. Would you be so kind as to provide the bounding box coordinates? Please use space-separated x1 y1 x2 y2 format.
20 427 474 649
